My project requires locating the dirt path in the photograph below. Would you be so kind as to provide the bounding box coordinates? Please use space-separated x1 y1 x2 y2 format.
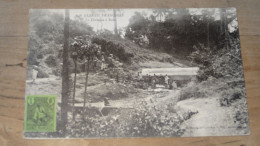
177 97 238 137
26 76 61 95
75 97 136 108
75 89 180 109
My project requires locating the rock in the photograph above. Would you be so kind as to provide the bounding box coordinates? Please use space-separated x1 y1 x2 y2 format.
36 68 49 78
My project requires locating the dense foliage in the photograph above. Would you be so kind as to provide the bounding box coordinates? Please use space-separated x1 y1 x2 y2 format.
27 10 94 67
65 99 197 137
92 37 134 64
125 9 224 55
125 8 241 81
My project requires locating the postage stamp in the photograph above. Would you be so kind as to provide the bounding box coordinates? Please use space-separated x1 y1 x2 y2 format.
24 95 56 132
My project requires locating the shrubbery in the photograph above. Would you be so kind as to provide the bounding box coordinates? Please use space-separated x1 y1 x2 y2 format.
92 37 134 64
65 99 197 137
45 55 58 67
35 67 49 78
234 98 250 134
178 80 208 101
220 86 245 106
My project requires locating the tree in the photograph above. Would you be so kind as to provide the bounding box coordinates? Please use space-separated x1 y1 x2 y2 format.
113 9 118 35
70 40 82 120
70 15 94 38
125 12 150 46
61 9 70 135
152 9 169 22
73 36 102 121
82 43 100 110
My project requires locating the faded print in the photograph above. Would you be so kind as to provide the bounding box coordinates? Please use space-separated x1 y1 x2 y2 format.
24 8 250 138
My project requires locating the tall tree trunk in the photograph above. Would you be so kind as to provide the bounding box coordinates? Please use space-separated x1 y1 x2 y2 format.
73 61 77 106
207 19 210 48
83 58 90 121
113 9 118 35
223 9 229 50
61 9 70 135
219 8 224 34
83 60 90 107
72 60 77 120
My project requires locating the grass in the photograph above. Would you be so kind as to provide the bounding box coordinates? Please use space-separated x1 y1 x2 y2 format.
178 77 245 101
177 76 249 135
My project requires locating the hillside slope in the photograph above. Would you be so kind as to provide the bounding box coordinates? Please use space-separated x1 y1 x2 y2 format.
93 35 189 72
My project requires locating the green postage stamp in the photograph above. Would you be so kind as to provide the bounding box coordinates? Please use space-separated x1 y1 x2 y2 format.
24 95 56 132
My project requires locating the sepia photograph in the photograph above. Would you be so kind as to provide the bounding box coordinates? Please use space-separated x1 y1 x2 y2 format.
24 8 250 138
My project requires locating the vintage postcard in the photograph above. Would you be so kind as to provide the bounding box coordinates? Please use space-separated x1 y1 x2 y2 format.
24 8 250 138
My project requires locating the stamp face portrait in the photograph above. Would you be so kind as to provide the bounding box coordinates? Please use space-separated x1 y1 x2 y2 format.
24 95 56 132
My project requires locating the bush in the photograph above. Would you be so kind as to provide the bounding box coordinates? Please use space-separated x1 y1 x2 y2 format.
178 82 206 101
118 101 186 137
36 68 49 78
45 55 58 67
65 98 197 137
38 47 55 56
219 86 245 107
52 67 61 76
92 37 133 64
234 98 250 134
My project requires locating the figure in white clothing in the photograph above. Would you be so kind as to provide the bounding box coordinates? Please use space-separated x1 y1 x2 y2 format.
137 72 142 81
165 74 169 85
32 65 38 83
171 81 177 89
101 55 105 70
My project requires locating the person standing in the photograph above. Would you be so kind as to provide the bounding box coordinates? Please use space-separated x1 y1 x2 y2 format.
165 74 169 88
137 72 142 81
152 77 156 89
104 97 110 106
93 56 98 73
171 81 177 89
148 74 151 88
101 54 105 70
32 65 38 83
